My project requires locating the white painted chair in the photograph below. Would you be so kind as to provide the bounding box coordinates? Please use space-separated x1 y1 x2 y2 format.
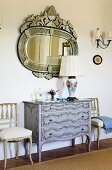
91 98 112 149
0 103 33 169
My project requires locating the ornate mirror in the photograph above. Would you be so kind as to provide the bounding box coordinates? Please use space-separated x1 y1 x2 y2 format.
17 5 78 79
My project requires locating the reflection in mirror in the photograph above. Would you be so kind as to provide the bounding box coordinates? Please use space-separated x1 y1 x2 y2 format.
17 5 78 79
27 35 69 64
26 35 50 64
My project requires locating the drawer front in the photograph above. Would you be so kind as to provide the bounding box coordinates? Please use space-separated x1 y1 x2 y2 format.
41 102 90 125
41 124 90 142
41 111 89 126
41 101 90 142
41 102 89 114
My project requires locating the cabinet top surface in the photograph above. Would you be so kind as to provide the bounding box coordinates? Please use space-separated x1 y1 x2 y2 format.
23 99 91 105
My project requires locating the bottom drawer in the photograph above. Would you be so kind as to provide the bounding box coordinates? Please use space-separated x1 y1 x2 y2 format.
41 125 90 142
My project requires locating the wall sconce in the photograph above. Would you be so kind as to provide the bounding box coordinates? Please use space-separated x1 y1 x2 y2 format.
0 16 1 29
96 28 112 49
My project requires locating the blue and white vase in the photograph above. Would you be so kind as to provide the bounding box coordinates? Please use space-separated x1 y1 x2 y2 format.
66 77 77 98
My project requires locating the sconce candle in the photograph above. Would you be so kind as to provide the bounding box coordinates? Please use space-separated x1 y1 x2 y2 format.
96 28 101 39
0 16 1 29
107 31 112 40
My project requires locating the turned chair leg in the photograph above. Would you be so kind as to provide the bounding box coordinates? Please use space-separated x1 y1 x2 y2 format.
29 137 33 165
3 141 7 170
16 142 19 159
3 137 33 169
97 127 101 150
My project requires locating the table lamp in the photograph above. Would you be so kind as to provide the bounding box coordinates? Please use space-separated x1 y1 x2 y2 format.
59 55 81 101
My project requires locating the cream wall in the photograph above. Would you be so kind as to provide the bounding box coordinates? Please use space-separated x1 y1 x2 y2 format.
0 0 112 160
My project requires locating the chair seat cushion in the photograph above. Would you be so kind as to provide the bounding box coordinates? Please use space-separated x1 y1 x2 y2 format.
0 127 32 140
91 118 104 127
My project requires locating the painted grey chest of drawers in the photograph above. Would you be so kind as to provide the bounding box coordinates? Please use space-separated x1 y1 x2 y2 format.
23 99 91 162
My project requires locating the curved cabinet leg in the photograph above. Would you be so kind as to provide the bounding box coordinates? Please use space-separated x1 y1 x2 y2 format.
86 135 91 152
36 141 41 162
72 138 75 146
39 143 42 163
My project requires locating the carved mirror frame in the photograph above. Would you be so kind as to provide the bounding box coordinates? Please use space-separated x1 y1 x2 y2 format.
17 5 78 79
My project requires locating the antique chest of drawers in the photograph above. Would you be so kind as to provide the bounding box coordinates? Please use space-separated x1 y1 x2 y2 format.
23 99 91 162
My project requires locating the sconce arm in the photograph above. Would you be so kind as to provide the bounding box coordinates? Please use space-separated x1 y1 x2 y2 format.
96 35 111 49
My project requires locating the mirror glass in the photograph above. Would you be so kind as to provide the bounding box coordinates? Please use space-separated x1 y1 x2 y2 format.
26 35 69 64
17 6 78 79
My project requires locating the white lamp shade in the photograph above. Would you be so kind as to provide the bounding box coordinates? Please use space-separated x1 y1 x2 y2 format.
59 55 81 77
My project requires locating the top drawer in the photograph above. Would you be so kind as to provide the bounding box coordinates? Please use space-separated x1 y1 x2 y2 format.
41 101 90 126
41 101 90 114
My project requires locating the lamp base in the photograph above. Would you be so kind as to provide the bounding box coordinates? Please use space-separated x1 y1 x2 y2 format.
67 97 78 102
66 76 77 99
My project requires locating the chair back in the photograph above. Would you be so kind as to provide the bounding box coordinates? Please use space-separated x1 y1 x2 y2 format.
0 103 18 130
90 98 99 117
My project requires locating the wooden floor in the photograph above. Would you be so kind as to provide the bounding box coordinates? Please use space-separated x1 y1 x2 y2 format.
1 138 112 169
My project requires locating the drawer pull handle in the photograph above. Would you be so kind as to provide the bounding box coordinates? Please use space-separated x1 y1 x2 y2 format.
49 133 52 136
49 119 52 122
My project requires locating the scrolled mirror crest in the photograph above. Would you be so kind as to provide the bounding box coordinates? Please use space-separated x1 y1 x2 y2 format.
17 5 78 79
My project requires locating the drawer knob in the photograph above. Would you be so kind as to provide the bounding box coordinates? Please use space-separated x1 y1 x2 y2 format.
82 116 84 118
82 128 84 131
49 119 52 122
49 133 52 136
